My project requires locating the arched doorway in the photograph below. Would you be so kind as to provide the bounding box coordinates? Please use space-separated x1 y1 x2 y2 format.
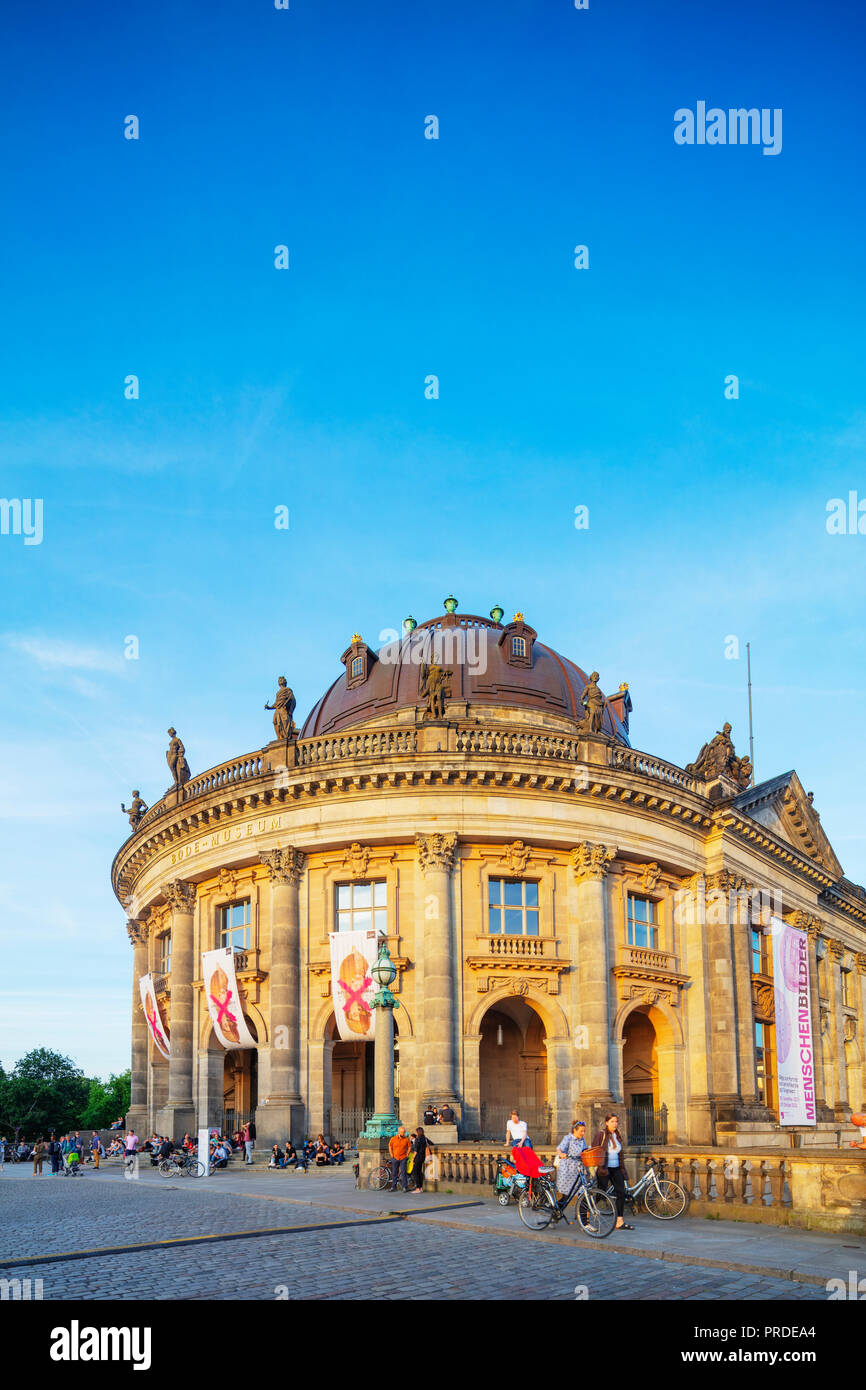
478 998 549 1141
620 1004 675 1143
223 1049 258 1134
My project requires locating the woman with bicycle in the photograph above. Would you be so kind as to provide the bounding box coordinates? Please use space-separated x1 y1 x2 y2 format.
593 1114 633 1231
555 1120 587 1209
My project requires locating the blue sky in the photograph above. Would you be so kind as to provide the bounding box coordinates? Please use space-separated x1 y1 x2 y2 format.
1 0 864 1076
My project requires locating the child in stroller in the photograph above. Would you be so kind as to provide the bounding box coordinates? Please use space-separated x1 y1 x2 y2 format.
62 1148 81 1176
494 1145 552 1205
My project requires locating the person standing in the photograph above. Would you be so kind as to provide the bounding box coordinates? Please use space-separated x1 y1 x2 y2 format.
410 1127 435 1194
388 1125 411 1192
555 1120 587 1209
505 1110 532 1149
90 1132 101 1170
32 1138 45 1175
242 1121 254 1165
0 1135 6 1171
593 1113 633 1231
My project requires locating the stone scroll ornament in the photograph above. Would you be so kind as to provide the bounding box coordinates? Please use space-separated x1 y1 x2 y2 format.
201 947 257 1049
329 929 378 1042
139 974 170 1058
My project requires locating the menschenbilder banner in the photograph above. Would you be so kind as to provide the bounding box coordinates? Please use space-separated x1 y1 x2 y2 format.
770 916 817 1125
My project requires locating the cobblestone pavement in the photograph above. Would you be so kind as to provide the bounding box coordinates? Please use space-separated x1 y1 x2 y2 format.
0 1168 832 1300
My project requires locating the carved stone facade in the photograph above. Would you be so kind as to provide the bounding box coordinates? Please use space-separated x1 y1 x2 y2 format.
113 604 866 1152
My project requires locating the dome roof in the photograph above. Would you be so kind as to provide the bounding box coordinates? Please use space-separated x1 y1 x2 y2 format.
301 612 631 743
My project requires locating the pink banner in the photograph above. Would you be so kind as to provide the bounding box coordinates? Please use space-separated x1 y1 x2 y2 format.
329 930 378 1042
139 974 170 1058
770 917 816 1125
202 947 257 1049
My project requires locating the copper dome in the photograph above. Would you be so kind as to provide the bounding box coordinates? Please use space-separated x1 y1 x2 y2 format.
301 612 630 743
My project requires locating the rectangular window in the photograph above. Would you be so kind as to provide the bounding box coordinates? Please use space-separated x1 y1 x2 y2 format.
752 928 773 976
627 895 657 949
755 1019 776 1112
219 900 252 951
157 932 171 975
351 656 363 677
336 880 387 936
488 878 539 935
842 969 853 1008
512 636 526 657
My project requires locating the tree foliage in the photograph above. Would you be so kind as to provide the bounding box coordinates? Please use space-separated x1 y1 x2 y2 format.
0 1050 129 1138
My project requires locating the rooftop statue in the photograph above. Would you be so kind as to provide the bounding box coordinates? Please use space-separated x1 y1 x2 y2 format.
166 727 191 789
580 670 605 735
420 661 452 720
265 676 297 741
121 790 148 829
686 722 751 787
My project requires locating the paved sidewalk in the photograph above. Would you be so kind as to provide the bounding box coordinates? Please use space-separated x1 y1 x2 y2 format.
9 1162 862 1288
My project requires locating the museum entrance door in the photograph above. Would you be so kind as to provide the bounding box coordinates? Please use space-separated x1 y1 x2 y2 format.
478 998 549 1142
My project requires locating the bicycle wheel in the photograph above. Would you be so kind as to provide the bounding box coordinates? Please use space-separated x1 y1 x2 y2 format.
644 1178 687 1219
518 1180 556 1232
190 1160 207 1178
158 1160 174 1176
575 1188 616 1238
367 1164 390 1191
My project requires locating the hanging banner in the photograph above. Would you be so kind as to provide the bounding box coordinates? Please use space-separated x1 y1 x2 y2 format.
770 916 817 1125
202 946 257 1049
139 974 170 1059
329 930 378 1042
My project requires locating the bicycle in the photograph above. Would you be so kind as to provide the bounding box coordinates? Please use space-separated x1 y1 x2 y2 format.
518 1163 616 1238
615 1160 687 1219
158 1152 206 1178
367 1163 391 1190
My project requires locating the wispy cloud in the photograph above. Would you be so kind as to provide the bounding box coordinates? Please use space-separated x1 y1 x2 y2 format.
5 635 122 673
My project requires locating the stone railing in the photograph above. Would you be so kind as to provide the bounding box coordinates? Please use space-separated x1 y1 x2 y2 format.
486 936 546 958
427 1146 866 1233
297 728 418 765
610 745 699 792
454 727 580 759
619 945 678 973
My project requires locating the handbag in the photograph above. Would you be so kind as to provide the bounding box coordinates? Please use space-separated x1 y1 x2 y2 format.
406 1152 415 1174
553 1153 562 1169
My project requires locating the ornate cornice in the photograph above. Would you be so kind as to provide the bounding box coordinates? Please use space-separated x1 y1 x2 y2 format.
162 879 197 914
570 842 617 882
342 842 371 878
855 953 866 976
828 941 845 963
786 910 825 938
126 918 148 947
416 832 458 875
260 846 306 888
705 870 752 894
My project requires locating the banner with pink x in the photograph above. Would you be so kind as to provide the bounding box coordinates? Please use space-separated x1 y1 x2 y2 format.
329 929 379 1042
202 946 257 1049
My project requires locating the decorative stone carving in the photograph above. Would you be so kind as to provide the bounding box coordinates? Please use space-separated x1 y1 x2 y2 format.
787 910 824 938
126 918 149 947
685 722 751 788
166 728 191 789
570 842 617 882
419 661 452 719
218 867 239 900
476 973 552 996
820 1007 830 1036
829 941 845 963
342 842 371 878
510 978 529 997
260 847 306 888
162 879 197 914
416 832 458 875
705 870 751 894
843 1016 857 1042
856 953 866 976
265 676 297 741
752 978 775 1021
501 840 532 874
121 791 148 830
627 984 674 1007
638 861 662 892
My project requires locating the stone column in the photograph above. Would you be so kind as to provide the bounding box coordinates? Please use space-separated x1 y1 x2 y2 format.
126 918 150 1135
678 874 715 1145
794 915 833 1121
703 872 743 1122
461 1034 482 1138
829 941 849 1117
416 832 459 1106
570 842 616 1138
156 879 197 1139
258 847 306 1147
855 954 866 1115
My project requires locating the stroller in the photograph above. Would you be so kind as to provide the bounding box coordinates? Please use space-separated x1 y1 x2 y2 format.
62 1150 81 1177
494 1154 529 1207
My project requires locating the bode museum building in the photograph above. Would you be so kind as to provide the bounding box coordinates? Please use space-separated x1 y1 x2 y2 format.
112 600 866 1153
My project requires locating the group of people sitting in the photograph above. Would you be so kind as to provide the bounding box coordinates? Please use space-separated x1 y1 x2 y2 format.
268 1135 346 1169
422 1103 455 1127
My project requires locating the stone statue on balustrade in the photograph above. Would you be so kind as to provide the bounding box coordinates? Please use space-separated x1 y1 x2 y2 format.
420 661 452 720
121 790 148 829
580 671 605 735
265 676 297 741
166 728 191 789
686 722 751 787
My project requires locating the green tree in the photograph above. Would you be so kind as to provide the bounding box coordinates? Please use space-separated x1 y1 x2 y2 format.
81 1070 131 1129
0 1049 89 1140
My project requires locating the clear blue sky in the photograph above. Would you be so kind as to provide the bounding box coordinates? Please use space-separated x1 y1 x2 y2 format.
1 0 864 1076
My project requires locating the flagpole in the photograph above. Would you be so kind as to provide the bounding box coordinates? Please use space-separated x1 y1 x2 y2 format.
746 642 755 785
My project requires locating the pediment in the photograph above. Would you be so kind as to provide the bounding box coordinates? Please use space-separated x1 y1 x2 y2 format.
730 770 843 879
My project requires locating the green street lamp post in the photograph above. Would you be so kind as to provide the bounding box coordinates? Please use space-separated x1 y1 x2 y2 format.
361 944 401 1139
